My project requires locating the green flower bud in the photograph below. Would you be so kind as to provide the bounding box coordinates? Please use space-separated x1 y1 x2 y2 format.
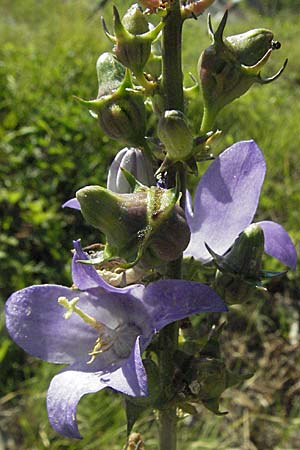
213 223 265 277
208 224 287 305
198 11 287 132
76 182 190 266
103 4 164 76
158 110 194 162
76 70 146 146
207 224 265 305
97 94 146 146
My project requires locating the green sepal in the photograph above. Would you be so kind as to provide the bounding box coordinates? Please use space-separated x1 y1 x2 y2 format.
202 398 228 416
96 52 126 98
120 167 146 193
206 224 287 304
260 269 288 279
124 399 144 436
200 322 226 359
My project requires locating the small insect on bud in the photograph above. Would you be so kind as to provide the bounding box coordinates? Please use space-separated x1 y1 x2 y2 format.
102 4 164 76
198 11 287 132
76 179 190 267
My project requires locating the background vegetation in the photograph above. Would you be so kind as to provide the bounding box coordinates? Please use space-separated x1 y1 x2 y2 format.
0 0 300 448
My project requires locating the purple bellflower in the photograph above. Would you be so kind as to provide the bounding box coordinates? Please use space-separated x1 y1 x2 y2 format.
5 240 226 439
184 140 297 270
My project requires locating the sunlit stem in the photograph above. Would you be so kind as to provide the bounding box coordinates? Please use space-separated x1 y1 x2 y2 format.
200 105 218 134
158 1 185 449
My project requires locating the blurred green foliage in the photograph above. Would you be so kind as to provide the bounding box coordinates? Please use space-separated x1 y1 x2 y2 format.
0 0 299 449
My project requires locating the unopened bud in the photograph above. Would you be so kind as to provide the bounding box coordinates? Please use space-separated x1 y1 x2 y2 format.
107 147 155 193
198 11 287 132
207 224 265 305
76 70 146 146
103 5 164 75
98 94 146 145
158 110 194 162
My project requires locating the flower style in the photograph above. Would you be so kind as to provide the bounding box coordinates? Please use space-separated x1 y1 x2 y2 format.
5 240 226 439
184 140 297 270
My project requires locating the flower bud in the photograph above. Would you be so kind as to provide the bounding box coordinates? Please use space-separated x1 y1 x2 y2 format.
76 70 146 146
76 183 190 265
103 5 164 75
107 147 155 193
207 224 264 304
158 110 194 162
198 11 287 132
98 94 146 146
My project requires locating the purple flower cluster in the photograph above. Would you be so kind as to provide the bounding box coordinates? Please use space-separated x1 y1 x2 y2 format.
5 140 296 438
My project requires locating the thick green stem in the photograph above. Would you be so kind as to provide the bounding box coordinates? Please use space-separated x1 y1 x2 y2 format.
158 3 185 450
161 1 184 111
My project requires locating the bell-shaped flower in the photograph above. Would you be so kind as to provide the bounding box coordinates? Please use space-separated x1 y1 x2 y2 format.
184 140 297 271
5 240 226 439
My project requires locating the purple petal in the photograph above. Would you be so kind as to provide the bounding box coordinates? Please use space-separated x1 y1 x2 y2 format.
138 280 227 331
5 285 98 364
184 140 266 262
46 337 147 439
72 240 136 294
257 220 297 270
62 198 81 210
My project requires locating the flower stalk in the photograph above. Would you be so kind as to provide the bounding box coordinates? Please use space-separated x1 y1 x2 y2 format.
158 1 185 449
